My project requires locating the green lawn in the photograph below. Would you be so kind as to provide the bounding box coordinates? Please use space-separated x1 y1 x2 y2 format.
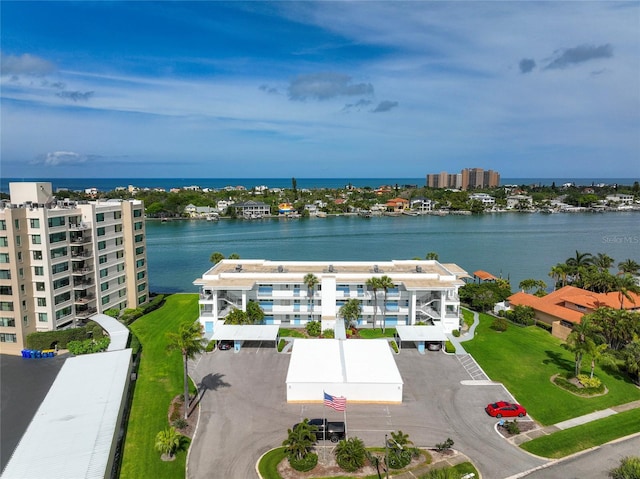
521 408 640 458
461 308 475 329
463 313 640 426
120 293 200 479
358 327 397 339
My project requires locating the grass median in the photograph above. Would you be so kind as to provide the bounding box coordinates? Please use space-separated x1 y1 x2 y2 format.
120 293 199 479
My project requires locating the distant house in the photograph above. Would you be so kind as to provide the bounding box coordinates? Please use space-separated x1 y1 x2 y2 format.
184 204 218 219
410 197 433 213
216 200 232 212
508 285 640 339
385 197 409 212
469 193 495 205
304 204 319 216
606 194 634 205
231 200 271 218
506 195 533 210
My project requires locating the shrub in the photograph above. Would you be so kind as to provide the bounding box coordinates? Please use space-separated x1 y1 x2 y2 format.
506 305 535 326
172 418 188 429
67 337 110 355
387 449 414 469
322 329 335 339
434 438 454 452
452 329 460 337
335 437 366 472
305 320 321 337
288 452 318 472
26 327 89 350
491 317 508 332
142 294 166 314
503 420 520 435
390 340 399 353
577 374 602 389
277 339 286 352
205 340 216 352
419 467 459 479
444 341 456 353
609 456 640 479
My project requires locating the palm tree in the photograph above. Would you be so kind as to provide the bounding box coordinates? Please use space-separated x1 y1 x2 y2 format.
282 419 318 461
566 317 596 377
593 253 614 271
366 277 381 329
425 252 439 260
549 263 570 289
155 427 182 460
565 250 594 284
379 275 394 333
334 437 366 472
167 321 207 419
615 274 640 310
340 298 362 331
304 273 319 321
618 258 640 275
209 251 225 264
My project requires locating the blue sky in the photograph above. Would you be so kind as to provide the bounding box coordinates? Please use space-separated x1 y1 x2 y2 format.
1 1 639 179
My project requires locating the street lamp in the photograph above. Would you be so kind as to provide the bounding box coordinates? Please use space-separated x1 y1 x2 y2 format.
384 434 389 479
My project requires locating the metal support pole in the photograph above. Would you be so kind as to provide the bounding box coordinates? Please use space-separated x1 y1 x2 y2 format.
385 434 389 479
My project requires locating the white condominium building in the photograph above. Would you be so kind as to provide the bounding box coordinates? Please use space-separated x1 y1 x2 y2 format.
194 259 468 336
0 182 149 355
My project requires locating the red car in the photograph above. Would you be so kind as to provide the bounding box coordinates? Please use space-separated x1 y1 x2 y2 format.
485 401 527 418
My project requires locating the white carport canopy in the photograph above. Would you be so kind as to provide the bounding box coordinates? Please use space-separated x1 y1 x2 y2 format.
211 324 280 342
395 325 447 343
90 313 130 351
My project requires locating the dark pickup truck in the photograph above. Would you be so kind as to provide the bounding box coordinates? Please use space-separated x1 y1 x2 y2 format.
295 418 346 443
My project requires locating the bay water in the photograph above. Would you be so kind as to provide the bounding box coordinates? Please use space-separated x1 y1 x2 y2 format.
146 212 639 294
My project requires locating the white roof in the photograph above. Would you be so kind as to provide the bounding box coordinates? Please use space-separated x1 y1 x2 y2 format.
1 349 132 479
211 324 280 341
396 325 447 342
90 313 130 351
286 339 402 385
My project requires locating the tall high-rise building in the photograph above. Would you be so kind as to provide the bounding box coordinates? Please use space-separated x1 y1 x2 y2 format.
0 182 149 354
426 168 500 190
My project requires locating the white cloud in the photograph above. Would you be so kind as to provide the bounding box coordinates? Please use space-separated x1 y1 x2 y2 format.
1 53 56 76
38 151 88 166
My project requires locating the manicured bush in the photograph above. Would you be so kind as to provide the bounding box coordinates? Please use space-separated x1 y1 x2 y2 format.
387 448 414 469
444 341 456 353
277 339 286 352
503 420 520 435
491 317 508 332
172 418 188 429
577 374 602 389
143 294 166 314
434 438 454 452
305 320 321 337
452 329 460 337
288 452 318 472
390 340 399 353
322 329 335 339
335 437 366 472
67 337 110 355
205 340 216 352
609 456 640 479
26 327 90 350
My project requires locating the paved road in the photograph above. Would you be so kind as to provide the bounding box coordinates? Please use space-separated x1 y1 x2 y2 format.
187 344 547 479
515 434 640 479
0 353 66 471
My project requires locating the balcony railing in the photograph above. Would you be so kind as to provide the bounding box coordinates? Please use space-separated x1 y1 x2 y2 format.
69 222 90 231
74 294 95 304
71 236 91 244
72 267 93 275
75 307 97 319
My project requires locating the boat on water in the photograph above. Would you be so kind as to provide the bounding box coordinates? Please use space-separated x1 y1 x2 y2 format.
402 210 419 216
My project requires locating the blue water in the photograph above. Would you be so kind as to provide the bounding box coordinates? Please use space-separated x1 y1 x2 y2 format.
1 177 636 193
146 212 640 294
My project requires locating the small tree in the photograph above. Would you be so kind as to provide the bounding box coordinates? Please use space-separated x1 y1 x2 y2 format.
155 427 181 461
340 299 362 331
282 419 318 462
335 437 366 472
246 300 264 324
209 251 225 264
609 456 640 479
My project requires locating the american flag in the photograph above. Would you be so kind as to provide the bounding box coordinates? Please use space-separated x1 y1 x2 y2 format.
324 391 347 411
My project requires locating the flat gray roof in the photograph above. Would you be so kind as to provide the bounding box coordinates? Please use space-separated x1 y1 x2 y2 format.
396 325 447 342
90 313 130 351
1 349 132 479
211 324 280 342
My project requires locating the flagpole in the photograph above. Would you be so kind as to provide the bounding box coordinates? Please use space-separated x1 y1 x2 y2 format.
322 391 326 464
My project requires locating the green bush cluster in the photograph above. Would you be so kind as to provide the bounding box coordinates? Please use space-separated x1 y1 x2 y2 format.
452 329 460 337
503 420 520 435
67 337 110 355
322 329 335 339
26 327 89 350
390 340 399 353
444 341 456 353
505 305 536 326
577 374 602 389
277 339 286 352
305 320 321 337
288 452 318 472
434 438 454 452
387 448 416 469
205 340 216 352
491 317 508 332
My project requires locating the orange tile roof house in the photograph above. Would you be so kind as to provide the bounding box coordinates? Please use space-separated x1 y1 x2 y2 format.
385 197 409 212
508 285 640 339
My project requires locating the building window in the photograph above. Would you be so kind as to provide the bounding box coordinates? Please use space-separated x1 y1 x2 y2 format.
133 209 142 217
48 217 65 228
31 234 41 245
0 285 12 295
114 211 122 220
51 247 67 259
118 276 126 285
100 268 109 278
14 219 20 230
54 291 71 305
0 237 7 247
138 295 147 304
33 250 43 260
55 307 72 320
18 268 23 279
116 250 124 259
35 282 45 291
23 315 28 326
98 241 106 250
117 264 125 272
99 254 108 264
134 222 143 230
97 227 106 236
136 259 145 268
15 236 21 246
114 224 123 233
17 252 22 262
101 282 109 292
0 220 6 231
0 317 16 327
102 295 110 305
0 253 9 263
52 262 69 275
135 234 144 243
136 271 145 280
137 282 146 292
30 218 40 228
115 237 123 246
53 277 70 289
37 297 47 306
34 266 44 276
49 232 67 243
135 246 144 255
0 333 17 343
0 270 10 279
0 302 14 311
96 213 105 222
38 313 48 322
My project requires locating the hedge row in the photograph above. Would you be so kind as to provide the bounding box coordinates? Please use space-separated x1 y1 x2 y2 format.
26 327 90 350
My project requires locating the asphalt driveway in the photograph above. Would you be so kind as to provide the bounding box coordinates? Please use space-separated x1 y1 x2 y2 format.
187 345 548 479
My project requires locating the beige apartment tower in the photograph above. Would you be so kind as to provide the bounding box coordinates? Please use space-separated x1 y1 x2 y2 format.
427 168 500 190
0 182 149 355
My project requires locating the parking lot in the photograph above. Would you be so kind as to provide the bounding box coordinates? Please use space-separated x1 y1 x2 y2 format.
187 345 547 479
